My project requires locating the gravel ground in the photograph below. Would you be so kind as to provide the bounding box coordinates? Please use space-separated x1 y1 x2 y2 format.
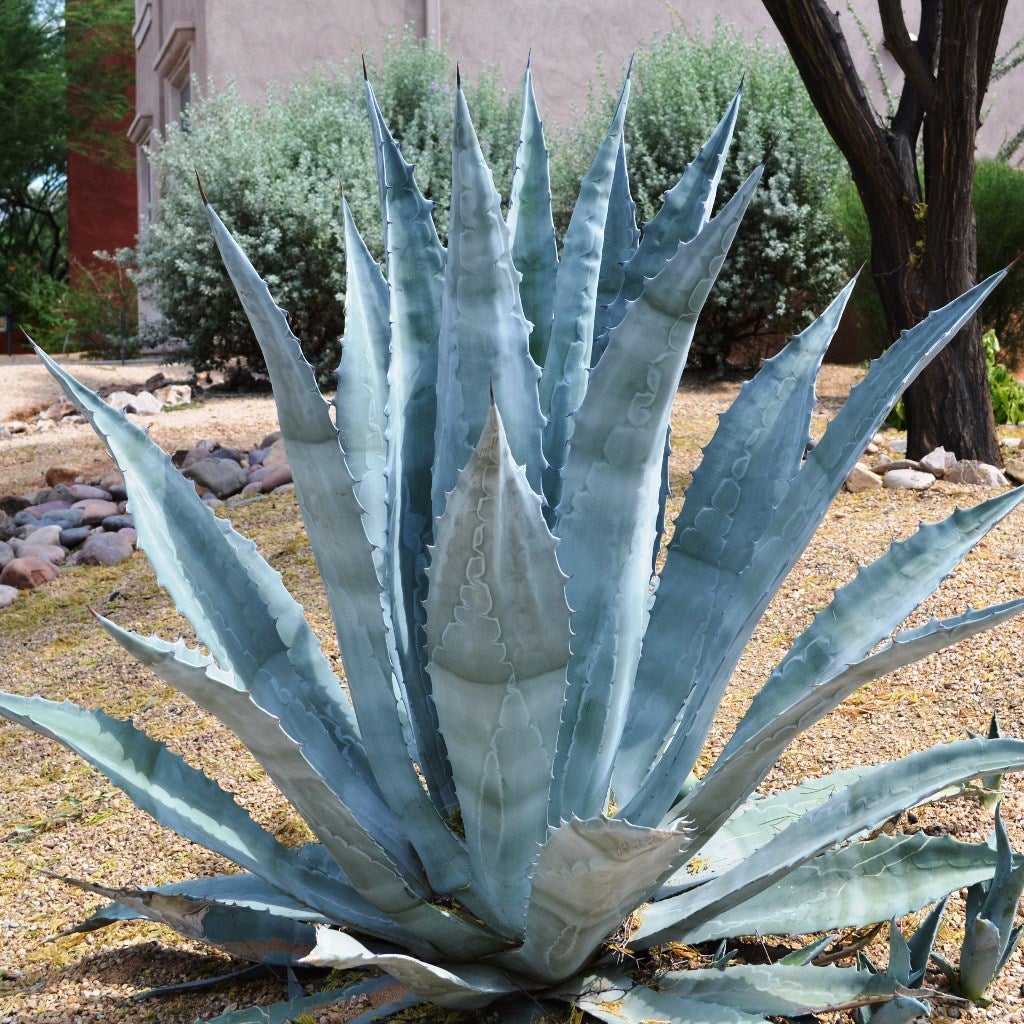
2 362 1024 1022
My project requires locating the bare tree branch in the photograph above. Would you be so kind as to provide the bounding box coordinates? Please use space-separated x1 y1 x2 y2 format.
879 0 935 99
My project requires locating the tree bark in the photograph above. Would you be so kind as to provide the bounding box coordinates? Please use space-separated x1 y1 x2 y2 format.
762 0 1003 464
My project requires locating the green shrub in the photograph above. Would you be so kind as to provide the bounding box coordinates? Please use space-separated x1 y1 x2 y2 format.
608 24 852 372
984 329 1024 425
135 33 520 383
974 159 1024 365
832 159 1024 366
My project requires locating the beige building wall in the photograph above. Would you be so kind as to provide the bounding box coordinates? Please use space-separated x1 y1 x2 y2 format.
130 0 1024 223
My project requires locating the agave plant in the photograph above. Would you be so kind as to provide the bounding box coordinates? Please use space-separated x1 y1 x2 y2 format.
6 64 1024 1024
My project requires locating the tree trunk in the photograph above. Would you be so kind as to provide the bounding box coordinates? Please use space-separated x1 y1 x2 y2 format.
761 0 1002 466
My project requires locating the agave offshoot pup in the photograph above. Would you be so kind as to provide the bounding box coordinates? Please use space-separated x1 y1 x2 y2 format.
4 61 1024 1024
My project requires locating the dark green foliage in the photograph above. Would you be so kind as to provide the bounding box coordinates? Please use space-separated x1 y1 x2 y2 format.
136 34 520 383
558 24 851 373
974 160 1024 365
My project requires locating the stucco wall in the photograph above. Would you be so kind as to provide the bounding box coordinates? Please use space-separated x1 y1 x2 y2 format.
132 1 1024 213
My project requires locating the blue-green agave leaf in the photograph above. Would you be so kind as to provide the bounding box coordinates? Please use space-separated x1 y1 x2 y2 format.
61 872 332 934
907 896 950 985
199 974 423 1024
335 196 391 555
780 934 842 966
570 975 762 1024
0 693 324 909
865 995 933 1024
636 737 1024 946
540 72 629 509
205 203 469 895
550 162 763 823
613 280 855 820
432 83 545 518
364 75 454 816
657 963 901 1017
45 873 318 965
726 491 1024 759
961 916 1003 1003
687 597 1024 847
592 134 640 349
33 344 368 778
300 928 524 1009
650 832 1011 946
659 767 867 896
506 816 690 983
507 59 558 367
597 84 742 349
92 617 431 901
425 403 570 936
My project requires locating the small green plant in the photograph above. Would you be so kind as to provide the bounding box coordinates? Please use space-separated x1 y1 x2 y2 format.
6 64 1024 1024
984 329 1024 425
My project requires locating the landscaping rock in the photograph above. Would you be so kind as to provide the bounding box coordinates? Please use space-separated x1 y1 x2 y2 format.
211 446 245 463
944 460 1009 487
42 400 76 421
845 463 883 492
101 514 134 531
240 481 264 497
59 526 93 548
919 446 956 478
259 430 282 449
884 468 935 490
183 456 248 498
31 508 84 530
889 439 908 455
0 496 30 516
16 525 62 549
68 483 112 501
5 420 28 434
0 584 19 608
125 390 163 415
263 438 289 468
0 510 13 541
873 458 920 473
0 541 14 568
180 440 220 469
15 501 71 524
15 544 66 565
1004 458 1024 486
258 464 293 492
105 390 137 411
153 384 192 406
70 530 134 567
248 447 267 467
99 470 126 499
73 498 120 525
0 556 59 589
44 466 79 487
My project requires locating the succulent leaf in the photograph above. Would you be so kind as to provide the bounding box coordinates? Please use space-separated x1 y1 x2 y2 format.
300 928 524 1009
592 135 640 349
507 60 558 367
510 816 691 982
613 281 855 816
652 834 1010 946
336 195 391 555
551 162 763 823
638 738 1024 946
47 873 318 965
204 202 470 895
425 403 570 934
657 963 901 1017
199 974 423 1024
572 976 763 1024
596 83 742 351
540 73 630 509
432 82 545 517
364 75 455 814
